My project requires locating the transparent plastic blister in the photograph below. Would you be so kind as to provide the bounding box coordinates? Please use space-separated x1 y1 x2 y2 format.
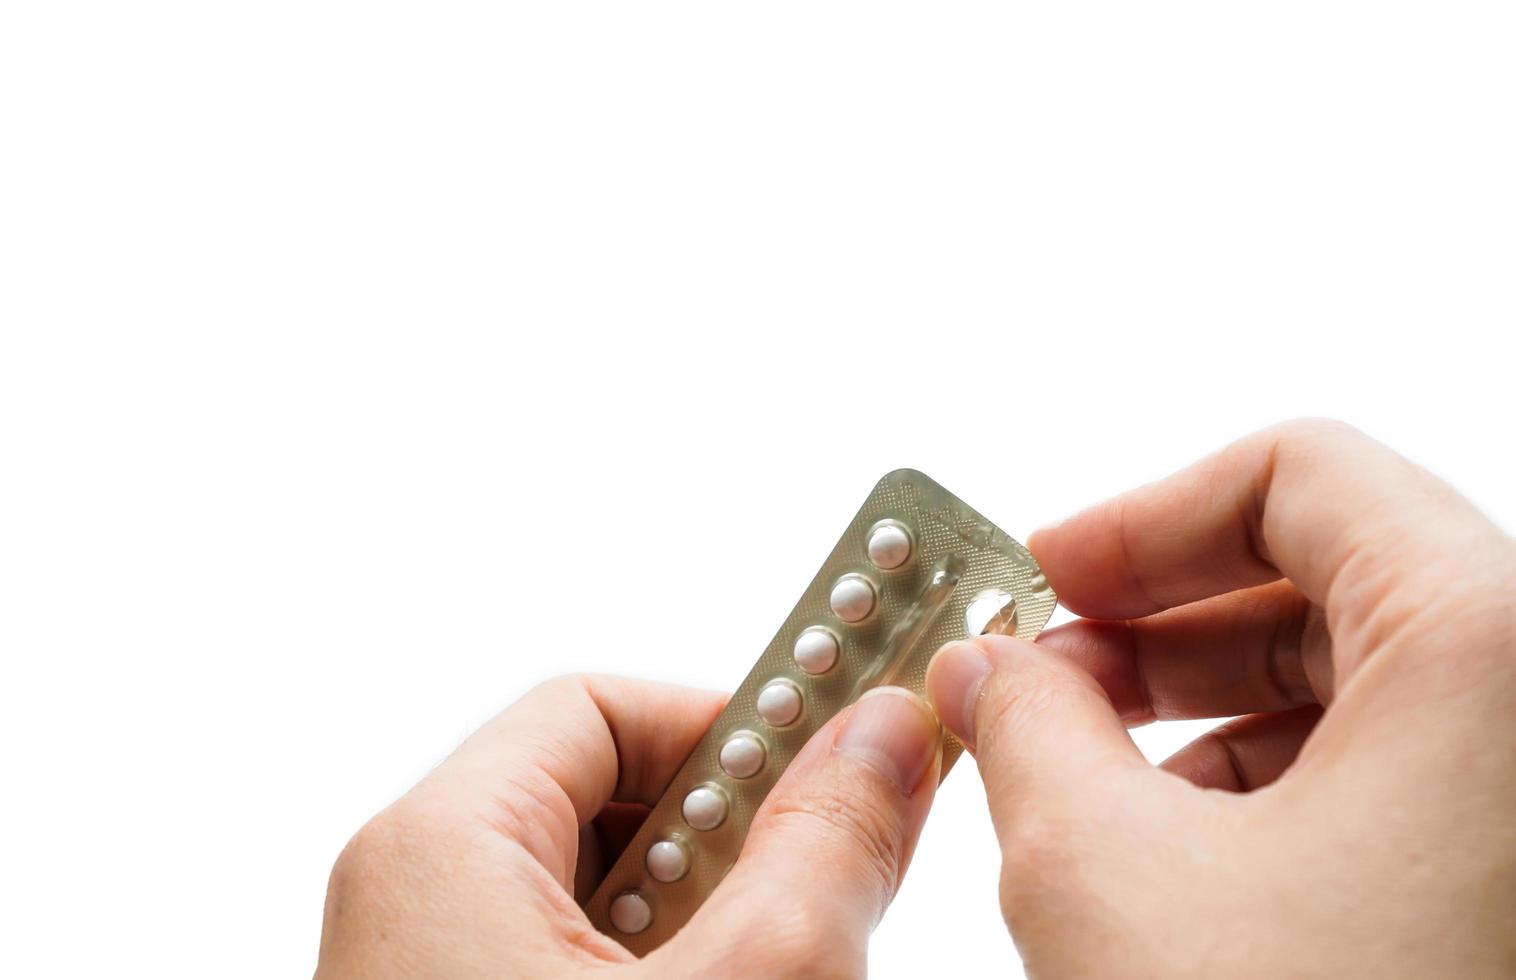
585 469 1057 952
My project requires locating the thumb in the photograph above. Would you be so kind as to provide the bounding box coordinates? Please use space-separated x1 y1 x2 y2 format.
926 635 1149 844
670 687 941 976
926 636 1196 975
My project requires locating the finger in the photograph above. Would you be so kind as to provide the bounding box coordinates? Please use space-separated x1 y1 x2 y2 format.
926 635 1152 842
430 674 727 889
1028 419 1494 630
1038 580 1333 725
1161 705 1323 791
672 687 941 974
574 802 649 903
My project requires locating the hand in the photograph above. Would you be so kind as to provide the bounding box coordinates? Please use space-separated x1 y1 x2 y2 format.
315 675 942 978
927 419 1516 978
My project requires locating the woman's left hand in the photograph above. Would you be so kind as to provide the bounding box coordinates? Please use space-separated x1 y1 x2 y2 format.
314 674 942 979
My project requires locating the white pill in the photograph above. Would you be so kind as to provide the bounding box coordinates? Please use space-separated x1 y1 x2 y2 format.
756 680 803 727
866 521 913 570
719 732 766 779
682 784 728 831
609 891 652 934
829 573 877 623
793 627 840 674
646 839 690 883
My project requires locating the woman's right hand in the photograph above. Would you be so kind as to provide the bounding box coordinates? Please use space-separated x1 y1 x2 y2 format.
928 420 1516 978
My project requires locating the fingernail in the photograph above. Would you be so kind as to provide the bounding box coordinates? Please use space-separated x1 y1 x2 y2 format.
926 641 994 748
833 687 941 794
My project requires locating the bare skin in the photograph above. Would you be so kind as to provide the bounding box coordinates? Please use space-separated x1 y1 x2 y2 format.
317 420 1514 977
314 679 943 978
927 419 1516 977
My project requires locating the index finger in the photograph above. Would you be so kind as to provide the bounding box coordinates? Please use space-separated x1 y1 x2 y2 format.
430 674 727 889
1029 419 1489 620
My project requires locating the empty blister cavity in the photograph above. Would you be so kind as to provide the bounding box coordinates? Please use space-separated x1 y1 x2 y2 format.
681 784 728 831
719 731 766 778
610 892 652 934
646 840 691 883
793 627 839 674
829 573 877 623
756 679 802 727
866 520 913 570
965 588 1018 636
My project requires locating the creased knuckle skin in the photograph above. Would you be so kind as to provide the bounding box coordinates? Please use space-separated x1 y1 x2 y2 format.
329 803 431 898
330 793 476 910
330 811 398 890
1260 417 1366 460
976 680 1063 751
996 821 1102 964
999 858 1054 945
759 909 860 979
976 665 1107 763
761 779 907 903
688 886 860 979
998 812 1074 896
1272 415 1361 442
534 672 593 698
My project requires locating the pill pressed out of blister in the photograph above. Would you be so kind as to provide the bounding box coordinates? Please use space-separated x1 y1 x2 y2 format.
646 840 690 883
829 573 877 622
755 679 802 727
793 627 839 674
719 732 766 778
681 785 728 831
586 469 1059 954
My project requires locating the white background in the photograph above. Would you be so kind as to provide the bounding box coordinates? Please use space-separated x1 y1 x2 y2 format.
2 1 1513 977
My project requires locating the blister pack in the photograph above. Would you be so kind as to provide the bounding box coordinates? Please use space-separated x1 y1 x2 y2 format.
585 469 1057 953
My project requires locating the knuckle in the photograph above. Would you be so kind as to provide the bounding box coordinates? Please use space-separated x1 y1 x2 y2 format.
977 679 1061 746
761 778 907 900
1247 417 1367 482
334 810 400 877
529 672 593 701
328 802 430 898
995 813 1090 934
1421 568 1516 657
484 767 573 843
997 809 1077 885
997 851 1056 935
760 911 859 978
695 886 860 978
320 797 484 950
975 664 1103 755
1269 416 1363 448
1261 591 1319 707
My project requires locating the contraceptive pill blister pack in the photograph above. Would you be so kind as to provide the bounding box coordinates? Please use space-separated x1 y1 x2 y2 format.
585 469 1057 952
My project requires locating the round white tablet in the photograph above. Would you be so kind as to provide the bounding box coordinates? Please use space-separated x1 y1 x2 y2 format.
719 732 766 779
646 839 690 883
756 679 803 727
866 521 913 570
682 784 728 831
609 891 652 934
792 627 840 674
829 573 877 623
